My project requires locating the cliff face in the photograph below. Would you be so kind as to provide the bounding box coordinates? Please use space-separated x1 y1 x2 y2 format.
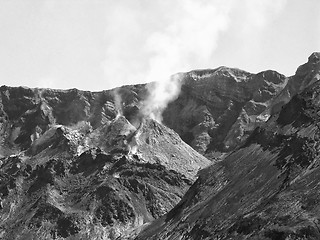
163 53 320 157
0 85 147 157
163 68 286 155
0 115 209 239
0 85 210 239
135 53 320 240
0 53 320 239
1 54 318 160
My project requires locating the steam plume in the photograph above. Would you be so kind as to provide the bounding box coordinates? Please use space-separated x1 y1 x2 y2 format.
141 73 184 122
103 0 288 121
112 88 123 117
103 0 233 88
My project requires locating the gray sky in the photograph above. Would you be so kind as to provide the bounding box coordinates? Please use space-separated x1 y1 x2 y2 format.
0 0 319 91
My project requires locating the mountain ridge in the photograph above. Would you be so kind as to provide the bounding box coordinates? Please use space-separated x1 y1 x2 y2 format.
0 52 319 239
133 52 320 240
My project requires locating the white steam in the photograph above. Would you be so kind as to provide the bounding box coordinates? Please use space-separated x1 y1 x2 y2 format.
103 0 288 121
242 0 288 28
112 88 123 117
141 73 184 122
103 0 233 85
137 0 233 121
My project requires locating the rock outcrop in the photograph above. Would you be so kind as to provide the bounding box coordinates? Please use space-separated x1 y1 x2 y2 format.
163 53 320 157
134 52 320 240
1 54 319 161
0 114 209 239
0 52 320 239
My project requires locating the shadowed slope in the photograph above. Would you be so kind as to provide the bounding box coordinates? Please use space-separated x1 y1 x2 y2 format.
135 53 320 240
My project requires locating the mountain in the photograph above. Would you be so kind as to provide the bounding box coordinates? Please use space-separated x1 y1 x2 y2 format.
1 53 317 159
0 94 210 239
0 52 319 239
163 53 320 157
134 53 320 239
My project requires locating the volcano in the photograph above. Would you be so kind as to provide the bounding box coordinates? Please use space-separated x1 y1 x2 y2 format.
0 53 320 239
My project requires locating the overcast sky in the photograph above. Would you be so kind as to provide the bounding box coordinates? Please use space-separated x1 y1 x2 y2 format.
0 0 319 91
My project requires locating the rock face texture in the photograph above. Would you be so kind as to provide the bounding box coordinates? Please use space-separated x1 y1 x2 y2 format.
134 53 320 239
0 115 209 239
0 52 320 239
163 53 320 156
0 53 318 160
0 85 211 239
0 85 146 157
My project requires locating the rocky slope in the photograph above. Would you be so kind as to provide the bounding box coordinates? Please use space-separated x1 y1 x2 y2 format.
0 52 319 239
1 54 318 160
0 113 209 239
0 85 210 239
134 52 320 239
163 53 320 156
